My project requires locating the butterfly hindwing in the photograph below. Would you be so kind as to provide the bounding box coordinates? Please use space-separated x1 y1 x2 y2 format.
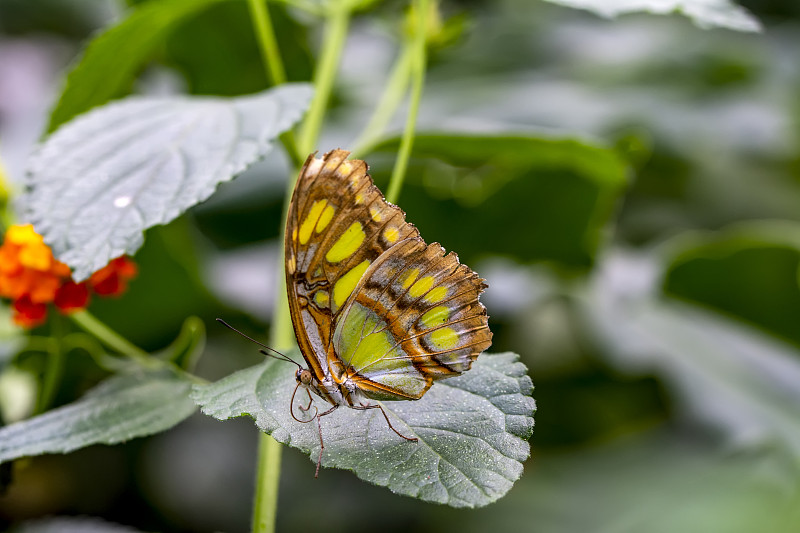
331 240 492 401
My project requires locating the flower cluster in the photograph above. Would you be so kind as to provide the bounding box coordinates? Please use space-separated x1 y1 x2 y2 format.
0 224 137 327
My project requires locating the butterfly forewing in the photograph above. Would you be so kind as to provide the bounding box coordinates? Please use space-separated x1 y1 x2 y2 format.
286 150 420 381
286 149 491 405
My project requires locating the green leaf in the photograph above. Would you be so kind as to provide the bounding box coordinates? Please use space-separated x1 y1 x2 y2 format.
25 84 312 281
47 0 226 132
541 0 761 32
370 133 628 267
0 371 196 464
663 221 800 347
191 352 535 508
163 1 313 96
582 251 800 464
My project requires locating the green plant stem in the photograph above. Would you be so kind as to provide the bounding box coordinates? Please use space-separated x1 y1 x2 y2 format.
247 0 303 167
270 228 295 351
251 5 362 530
252 432 283 533
248 0 287 85
253 12 425 525
34 350 63 413
297 6 352 155
385 0 429 205
70 310 156 369
268 1 359 355
33 316 66 415
248 164 298 532
352 45 414 158
248 3 357 533
60 332 125 372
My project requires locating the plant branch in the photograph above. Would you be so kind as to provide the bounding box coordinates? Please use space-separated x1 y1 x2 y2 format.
385 0 430 205
352 45 414 158
252 432 283 533
247 0 303 167
297 6 352 155
33 316 66 414
248 0 287 86
247 2 359 532
69 310 156 369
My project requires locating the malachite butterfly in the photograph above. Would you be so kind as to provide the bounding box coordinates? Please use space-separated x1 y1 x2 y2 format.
283 149 492 475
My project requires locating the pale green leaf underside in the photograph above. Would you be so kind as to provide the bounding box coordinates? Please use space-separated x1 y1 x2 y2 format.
191 352 535 508
25 84 312 281
0 372 196 464
543 0 761 32
584 252 800 464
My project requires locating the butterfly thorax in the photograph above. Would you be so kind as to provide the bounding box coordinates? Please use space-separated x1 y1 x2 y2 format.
295 356 367 408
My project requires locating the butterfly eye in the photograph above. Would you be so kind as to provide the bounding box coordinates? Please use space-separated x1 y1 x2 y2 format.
297 369 313 385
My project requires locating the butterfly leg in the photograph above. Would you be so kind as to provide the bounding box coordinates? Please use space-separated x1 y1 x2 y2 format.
314 404 339 478
355 403 418 443
298 389 314 414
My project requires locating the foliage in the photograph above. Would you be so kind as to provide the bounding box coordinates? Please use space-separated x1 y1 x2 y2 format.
26 85 312 280
0 371 196 463
192 352 534 507
541 0 761 32
370 133 628 266
46 0 229 131
1 0 798 532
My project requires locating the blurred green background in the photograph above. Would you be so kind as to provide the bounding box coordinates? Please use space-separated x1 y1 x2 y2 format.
1 0 799 531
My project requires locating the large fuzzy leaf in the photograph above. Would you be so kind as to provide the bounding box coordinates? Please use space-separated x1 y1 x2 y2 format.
663 221 800 347
582 251 800 464
191 352 535 508
25 84 312 281
0 371 196 463
542 0 761 32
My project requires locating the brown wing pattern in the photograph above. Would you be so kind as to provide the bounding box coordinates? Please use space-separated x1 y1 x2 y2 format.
346 238 492 383
286 149 492 400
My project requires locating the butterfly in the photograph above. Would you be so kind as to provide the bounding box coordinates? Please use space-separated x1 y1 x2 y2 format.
279 149 492 475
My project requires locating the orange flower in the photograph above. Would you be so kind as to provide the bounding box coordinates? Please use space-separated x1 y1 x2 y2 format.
0 224 136 327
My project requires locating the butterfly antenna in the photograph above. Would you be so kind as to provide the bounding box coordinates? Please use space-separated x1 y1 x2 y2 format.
216 318 301 369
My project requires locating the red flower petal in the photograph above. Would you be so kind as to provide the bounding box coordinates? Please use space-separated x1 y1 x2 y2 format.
13 295 48 327
110 257 138 279
89 256 136 296
92 272 122 295
54 281 90 312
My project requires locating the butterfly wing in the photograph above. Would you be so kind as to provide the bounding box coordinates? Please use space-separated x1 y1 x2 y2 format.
285 149 421 384
286 149 492 402
331 238 492 401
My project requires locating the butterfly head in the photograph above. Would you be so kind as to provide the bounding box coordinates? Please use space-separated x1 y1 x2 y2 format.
296 368 314 386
